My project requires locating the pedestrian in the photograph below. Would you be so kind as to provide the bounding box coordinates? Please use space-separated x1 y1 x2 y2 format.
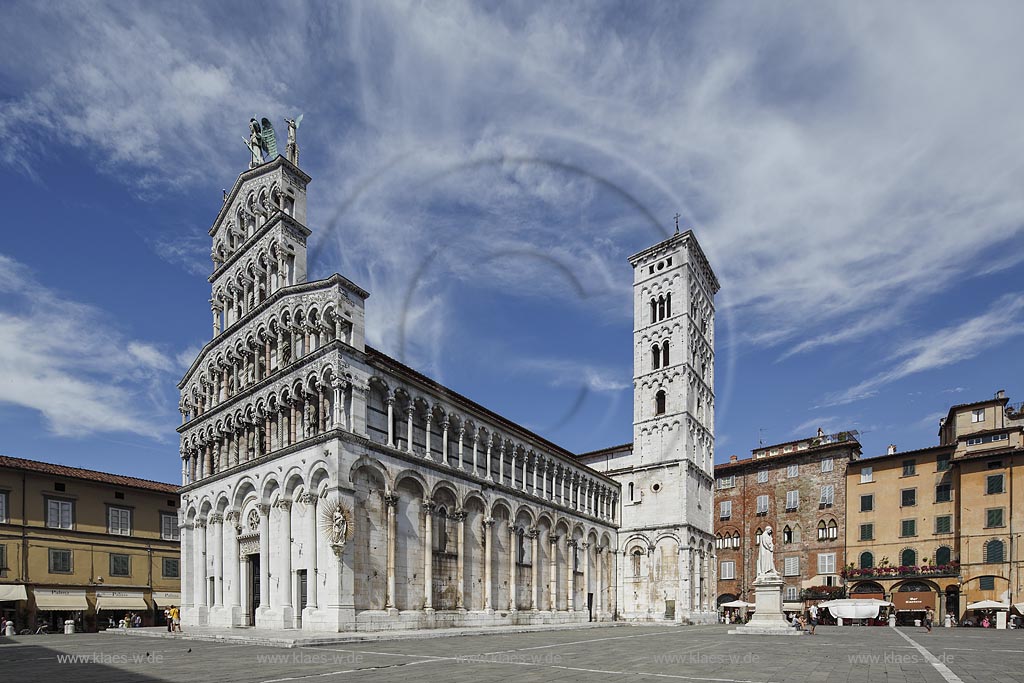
170 605 181 633
982 615 990 628
808 604 819 635
923 607 934 633
165 608 172 632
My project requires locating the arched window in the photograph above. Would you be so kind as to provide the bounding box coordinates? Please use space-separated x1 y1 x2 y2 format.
827 520 838 540
650 299 657 324
860 551 874 569
984 539 1005 563
652 346 661 370
436 507 449 553
782 525 793 544
935 546 952 566
817 520 828 541
628 482 635 502
665 292 672 317
655 390 666 415
732 532 741 548
632 549 643 576
516 528 526 565
900 548 917 567
662 340 669 367
755 528 763 546
715 533 723 549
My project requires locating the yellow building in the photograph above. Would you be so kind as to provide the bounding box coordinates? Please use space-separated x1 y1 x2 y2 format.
0 455 180 632
845 391 1024 626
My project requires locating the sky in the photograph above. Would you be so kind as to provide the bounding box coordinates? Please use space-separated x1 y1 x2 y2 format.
0 1 1022 485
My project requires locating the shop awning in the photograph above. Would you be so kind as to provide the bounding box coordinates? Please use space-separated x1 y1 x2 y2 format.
34 592 88 611
0 584 28 601
966 599 1008 611
720 600 755 609
152 592 180 605
95 594 148 611
817 599 892 620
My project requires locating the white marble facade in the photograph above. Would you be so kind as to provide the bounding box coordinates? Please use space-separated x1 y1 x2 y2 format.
177 154 620 632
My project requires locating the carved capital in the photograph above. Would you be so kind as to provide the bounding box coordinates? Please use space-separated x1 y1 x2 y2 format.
450 509 467 522
581 542 590 550
297 492 317 505
482 517 496 528
566 539 578 549
275 499 292 512
383 493 399 508
257 503 271 516
208 513 224 525
423 502 436 516
549 534 560 546
525 527 539 539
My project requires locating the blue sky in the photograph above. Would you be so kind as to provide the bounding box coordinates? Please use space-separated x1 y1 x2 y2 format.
1 2 1021 484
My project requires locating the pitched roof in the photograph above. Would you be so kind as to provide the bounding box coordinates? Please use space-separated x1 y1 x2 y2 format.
0 455 179 494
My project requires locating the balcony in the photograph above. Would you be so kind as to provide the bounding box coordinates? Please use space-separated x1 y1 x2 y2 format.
841 563 959 580
800 585 846 600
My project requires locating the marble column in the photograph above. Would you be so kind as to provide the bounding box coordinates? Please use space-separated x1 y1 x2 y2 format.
300 494 318 610
528 528 539 611
454 510 466 610
226 512 241 612
211 514 224 607
549 535 559 611
596 546 604 617
457 427 465 470
406 407 414 453
483 517 495 611
508 525 517 612
566 540 576 611
485 436 493 481
611 550 619 617
386 398 395 447
424 414 433 461
196 519 208 608
181 522 193 608
440 418 449 466
385 493 397 610
278 501 293 611
423 502 434 611
582 543 590 617
258 504 271 610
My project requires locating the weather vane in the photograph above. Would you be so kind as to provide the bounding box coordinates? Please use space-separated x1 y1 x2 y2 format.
674 212 681 233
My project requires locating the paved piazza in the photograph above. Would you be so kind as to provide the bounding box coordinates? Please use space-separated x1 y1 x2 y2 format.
3 625 1023 683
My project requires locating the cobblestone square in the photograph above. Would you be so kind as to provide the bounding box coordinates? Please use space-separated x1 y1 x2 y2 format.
3 625 1022 683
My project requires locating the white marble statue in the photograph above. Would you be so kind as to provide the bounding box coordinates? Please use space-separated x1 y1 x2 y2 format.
756 526 777 577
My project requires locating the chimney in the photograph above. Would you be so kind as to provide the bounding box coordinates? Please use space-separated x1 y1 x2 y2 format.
887 444 897 455
996 389 1006 399
729 455 738 463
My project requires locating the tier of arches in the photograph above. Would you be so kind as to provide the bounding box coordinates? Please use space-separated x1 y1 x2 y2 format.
213 181 293 270
181 297 351 423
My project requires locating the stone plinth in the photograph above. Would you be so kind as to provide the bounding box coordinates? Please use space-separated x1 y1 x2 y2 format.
729 573 805 636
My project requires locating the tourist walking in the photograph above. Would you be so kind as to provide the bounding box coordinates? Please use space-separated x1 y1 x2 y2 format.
808 604 819 635
923 607 934 633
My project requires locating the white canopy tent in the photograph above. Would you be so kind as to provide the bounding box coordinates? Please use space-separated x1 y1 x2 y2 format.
720 600 756 609
816 598 893 620
965 600 1008 611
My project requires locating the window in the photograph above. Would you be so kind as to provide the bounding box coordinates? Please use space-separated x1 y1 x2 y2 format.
0 491 7 522
654 390 666 415
986 474 1005 495
966 433 1009 446
108 507 131 536
720 561 735 580
935 483 952 503
902 459 916 476
110 553 130 577
860 494 874 512
0 544 6 571
901 488 917 507
860 467 873 483
48 548 72 573
935 515 952 534
46 499 73 529
719 501 732 520
783 556 799 576
756 495 768 514
755 528 763 546
817 520 828 540
631 549 643 576
785 586 798 601
983 539 1005 563
787 463 799 478
936 455 951 472
860 523 874 541
900 548 917 567
901 519 917 537
828 520 838 540
717 476 735 490
731 532 740 548
785 490 799 511
162 558 180 578
986 508 1004 528
935 546 951 566
979 576 995 591
782 525 793 544
662 341 669 367
817 553 836 574
756 469 768 484
971 408 985 422
819 485 834 507
859 551 874 569
820 458 834 473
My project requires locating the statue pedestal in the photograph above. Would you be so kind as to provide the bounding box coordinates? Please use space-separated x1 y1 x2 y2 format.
729 573 805 636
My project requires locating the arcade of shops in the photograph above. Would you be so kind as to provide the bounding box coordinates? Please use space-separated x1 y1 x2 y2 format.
0 586 180 633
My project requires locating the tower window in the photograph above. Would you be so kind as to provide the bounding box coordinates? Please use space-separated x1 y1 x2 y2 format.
650 299 657 323
657 296 666 321
655 390 666 415
665 292 672 317
651 346 661 370
661 341 669 367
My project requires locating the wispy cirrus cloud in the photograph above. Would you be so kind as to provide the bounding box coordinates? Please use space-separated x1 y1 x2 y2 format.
823 293 1024 407
0 253 178 438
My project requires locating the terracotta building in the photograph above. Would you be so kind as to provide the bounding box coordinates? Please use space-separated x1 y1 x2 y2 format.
844 391 1024 626
714 431 861 613
0 455 181 632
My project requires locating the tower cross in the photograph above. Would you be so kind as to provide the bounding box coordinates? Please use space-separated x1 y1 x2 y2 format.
674 213 681 233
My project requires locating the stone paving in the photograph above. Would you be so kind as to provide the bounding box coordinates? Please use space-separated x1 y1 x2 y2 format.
1 624 1022 683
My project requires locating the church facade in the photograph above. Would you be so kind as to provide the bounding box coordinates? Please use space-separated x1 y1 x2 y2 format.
176 128 717 631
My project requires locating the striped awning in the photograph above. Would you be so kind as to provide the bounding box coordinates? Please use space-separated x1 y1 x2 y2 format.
34 592 88 611
95 594 148 611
